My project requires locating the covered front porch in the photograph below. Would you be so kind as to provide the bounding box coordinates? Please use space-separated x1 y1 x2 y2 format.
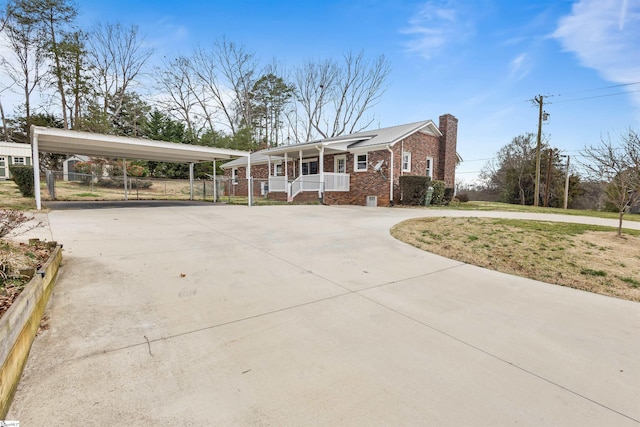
264 142 350 200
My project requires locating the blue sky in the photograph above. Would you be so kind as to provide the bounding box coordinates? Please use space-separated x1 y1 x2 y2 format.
12 1 640 183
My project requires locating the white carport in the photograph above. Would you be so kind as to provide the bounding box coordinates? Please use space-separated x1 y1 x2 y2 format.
30 125 251 210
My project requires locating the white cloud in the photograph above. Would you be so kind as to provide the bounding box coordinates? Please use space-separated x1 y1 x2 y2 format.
553 0 640 93
509 53 530 81
401 1 474 59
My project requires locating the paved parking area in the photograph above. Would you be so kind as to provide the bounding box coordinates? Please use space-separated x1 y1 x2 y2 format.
8 205 640 425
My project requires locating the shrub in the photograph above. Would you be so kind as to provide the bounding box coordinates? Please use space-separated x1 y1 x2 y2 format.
456 193 470 203
444 187 455 204
9 166 34 197
399 176 431 205
73 161 94 184
430 180 446 205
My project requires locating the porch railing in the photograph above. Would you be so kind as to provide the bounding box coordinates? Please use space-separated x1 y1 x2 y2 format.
290 174 322 198
268 175 288 192
323 173 349 192
269 173 350 199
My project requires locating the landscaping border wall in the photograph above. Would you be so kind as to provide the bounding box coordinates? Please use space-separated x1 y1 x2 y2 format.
0 245 62 418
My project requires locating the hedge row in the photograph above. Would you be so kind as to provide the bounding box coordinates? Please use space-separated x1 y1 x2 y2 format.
398 176 456 206
9 166 34 197
399 176 430 205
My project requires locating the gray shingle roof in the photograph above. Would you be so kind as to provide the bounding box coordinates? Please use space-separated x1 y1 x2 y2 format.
221 119 441 168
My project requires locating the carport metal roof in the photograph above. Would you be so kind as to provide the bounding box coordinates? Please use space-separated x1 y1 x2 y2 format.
31 126 247 163
30 126 251 210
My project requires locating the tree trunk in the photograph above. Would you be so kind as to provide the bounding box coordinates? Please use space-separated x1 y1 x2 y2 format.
618 211 623 237
49 19 68 129
0 99 8 141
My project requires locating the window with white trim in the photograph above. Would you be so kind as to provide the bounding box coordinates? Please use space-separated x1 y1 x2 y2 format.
232 167 238 184
13 157 25 165
426 156 433 179
402 152 411 172
354 153 367 172
275 164 283 176
301 159 318 175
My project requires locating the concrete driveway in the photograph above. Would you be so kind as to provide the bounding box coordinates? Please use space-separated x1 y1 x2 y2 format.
8 205 640 425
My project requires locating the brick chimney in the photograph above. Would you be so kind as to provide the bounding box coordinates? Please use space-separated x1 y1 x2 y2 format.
438 114 458 188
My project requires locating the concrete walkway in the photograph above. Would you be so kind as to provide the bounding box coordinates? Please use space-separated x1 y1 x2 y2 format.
8 205 640 426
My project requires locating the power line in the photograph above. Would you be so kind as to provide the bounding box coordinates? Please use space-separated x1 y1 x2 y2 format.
558 81 640 96
552 89 640 104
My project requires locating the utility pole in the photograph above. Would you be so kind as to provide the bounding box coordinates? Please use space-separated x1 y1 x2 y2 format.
532 95 550 207
533 95 544 207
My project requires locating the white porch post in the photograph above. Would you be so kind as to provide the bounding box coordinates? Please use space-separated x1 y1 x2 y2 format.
284 152 289 197
318 145 324 197
387 146 394 204
189 162 194 200
123 158 128 200
298 150 302 178
32 130 42 210
212 160 217 202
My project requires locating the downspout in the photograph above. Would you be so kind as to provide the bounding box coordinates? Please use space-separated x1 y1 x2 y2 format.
387 145 394 205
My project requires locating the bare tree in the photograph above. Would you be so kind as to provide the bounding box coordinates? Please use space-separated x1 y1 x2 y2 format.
0 1 45 135
189 46 228 134
582 129 640 236
213 37 258 132
293 51 390 141
294 58 337 141
87 22 153 124
154 56 199 141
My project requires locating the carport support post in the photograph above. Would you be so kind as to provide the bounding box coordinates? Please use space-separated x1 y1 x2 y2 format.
318 145 324 198
246 154 252 207
123 159 128 200
212 160 217 202
32 130 42 210
189 163 194 201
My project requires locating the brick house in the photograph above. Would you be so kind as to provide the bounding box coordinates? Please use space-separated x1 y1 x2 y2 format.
221 114 458 206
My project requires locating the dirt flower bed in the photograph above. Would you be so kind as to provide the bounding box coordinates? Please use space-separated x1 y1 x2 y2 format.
0 239 52 318
391 217 640 302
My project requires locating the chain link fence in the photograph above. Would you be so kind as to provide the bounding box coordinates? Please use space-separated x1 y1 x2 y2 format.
41 171 274 205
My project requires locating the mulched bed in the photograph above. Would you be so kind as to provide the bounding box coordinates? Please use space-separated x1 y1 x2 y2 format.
0 240 52 319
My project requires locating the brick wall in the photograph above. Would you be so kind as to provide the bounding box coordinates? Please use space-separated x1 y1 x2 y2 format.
323 150 391 206
391 131 441 204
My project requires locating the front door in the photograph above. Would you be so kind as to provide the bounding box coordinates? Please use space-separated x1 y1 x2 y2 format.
334 155 346 173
